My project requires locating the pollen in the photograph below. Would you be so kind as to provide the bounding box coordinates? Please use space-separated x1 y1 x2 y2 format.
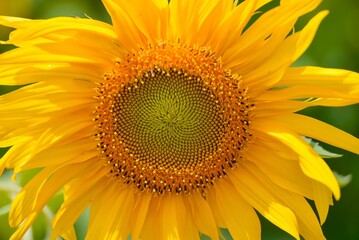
94 42 254 195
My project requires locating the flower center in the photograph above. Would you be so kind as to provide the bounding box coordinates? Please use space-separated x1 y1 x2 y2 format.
114 67 225 166
94 42 254 195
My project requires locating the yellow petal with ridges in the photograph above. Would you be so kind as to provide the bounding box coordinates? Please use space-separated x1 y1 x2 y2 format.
87 184 133 240
288 11 328 62
9 211 38 240
281 66 359 88
226 11 295 77
240 10 327 94
230 166 300 239
252 132 300 161
101 0 148 51
254 100 312 117
267 113 359 155
312 180 333 225
256 0 273 9
1 120 94 173
243 162 325 240
169 0 232 44
21 138 97 171
158 195 196 240
0 64 101 85
258 85 358 100
0 16 116 45
130 192 152 240
269 66 359 105
10 159 103 230
59 226 77 240
102 0 168 44
52 175 107 238
212 179 261 240
225 0 322 67
188 192 219 240
209 0 257 53
247 145 314 199
254 120 340 200
191 0 233 45
140 197 161 240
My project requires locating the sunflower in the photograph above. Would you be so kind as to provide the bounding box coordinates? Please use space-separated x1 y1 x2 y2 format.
1 0 359 239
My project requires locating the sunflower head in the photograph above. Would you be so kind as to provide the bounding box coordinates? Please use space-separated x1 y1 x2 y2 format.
1 0 359 240
94 42 254 194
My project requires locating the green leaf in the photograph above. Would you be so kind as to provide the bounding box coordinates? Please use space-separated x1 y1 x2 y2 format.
303 137 342 158
333 171 352 188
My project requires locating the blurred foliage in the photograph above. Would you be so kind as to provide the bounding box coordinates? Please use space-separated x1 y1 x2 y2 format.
0 0 358 239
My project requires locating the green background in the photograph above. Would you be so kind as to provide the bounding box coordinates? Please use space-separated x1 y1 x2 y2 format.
0 0 358 239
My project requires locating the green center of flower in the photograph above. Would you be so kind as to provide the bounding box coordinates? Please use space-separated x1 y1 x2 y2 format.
113 68 225 167
94 42 254 195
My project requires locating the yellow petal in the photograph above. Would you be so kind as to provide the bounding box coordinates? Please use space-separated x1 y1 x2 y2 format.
281 66 359 88
140 197 161 240
304 98 359 107
0 43 112 68
258 67 359 103
255 100 312 117
10 160 103 227
21 138 97 171
130 192 152 240
0 63 101 85
312 180 333 225
243 162 326 240
209 0 257 53
257 84 359 102
102 0 168 46
169 0 232 44
255 0 273 8
267 113 359 155
0 156 6 176
225 0 322 70
140 194 199 240
252 131 300 161
226 17 296 78
190 0 233 45
209 179 261 240
52 171 108 237
1 122 94 173
239 10 328 94
9 212 38 240
205 187 227 228
101 0 150 51
0 16 116 45
59 226 77 240
158 195 198 240
159 195 183 240
287 11 328 62
10 167 58 227
1 16 120 77
230 166 300 239
188 192 219 240
254 120 340 199
247 145 314 199
86 184 134 240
